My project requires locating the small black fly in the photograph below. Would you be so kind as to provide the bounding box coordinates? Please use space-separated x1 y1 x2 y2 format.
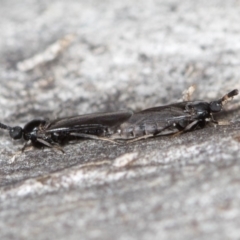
110 89 239 141
0 110 133 151
0 89 238 151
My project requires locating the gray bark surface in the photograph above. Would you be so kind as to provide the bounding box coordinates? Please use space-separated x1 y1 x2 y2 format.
0 0 240 239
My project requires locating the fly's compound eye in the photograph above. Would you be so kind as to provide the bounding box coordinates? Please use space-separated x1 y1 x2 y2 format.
9 126 23 140
209 101 222 112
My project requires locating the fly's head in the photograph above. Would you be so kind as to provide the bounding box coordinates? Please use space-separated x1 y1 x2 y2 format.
9 126 23 140
186 89 239 119
209 89 238 114
209 100 222 113
0 119 47 146
0 122 23 140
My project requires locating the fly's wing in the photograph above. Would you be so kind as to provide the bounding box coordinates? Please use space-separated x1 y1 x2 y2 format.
114 102 193 139
46 110 133 133
127 102 191 125
138 102 188 114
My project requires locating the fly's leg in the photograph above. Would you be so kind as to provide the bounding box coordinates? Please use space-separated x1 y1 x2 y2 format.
70 132 120 144
36 138 64 153
126 134 155 143
126 124 176 143
36 138 55 148
184 120 201 131
52 145 65 153
215 120 231 125
9 142 34 161
21 141 33 152
172 120 200 137
209 113 231 126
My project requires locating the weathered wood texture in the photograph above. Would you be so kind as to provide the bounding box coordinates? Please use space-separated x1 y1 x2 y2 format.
0 0 240 239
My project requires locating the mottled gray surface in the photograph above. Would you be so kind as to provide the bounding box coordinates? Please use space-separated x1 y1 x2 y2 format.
0 0 240 239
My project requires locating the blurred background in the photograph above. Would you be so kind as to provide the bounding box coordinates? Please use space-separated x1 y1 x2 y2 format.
1 0 239 120
0 0 240 239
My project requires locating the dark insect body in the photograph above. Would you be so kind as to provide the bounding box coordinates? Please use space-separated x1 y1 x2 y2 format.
0 89 238 150
110 89 239 141
0 111 133 150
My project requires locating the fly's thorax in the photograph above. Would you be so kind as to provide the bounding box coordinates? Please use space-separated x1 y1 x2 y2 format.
185 101 211 119
23 119 47 141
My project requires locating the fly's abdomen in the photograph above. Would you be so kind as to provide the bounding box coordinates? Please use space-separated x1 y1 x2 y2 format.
114 121 170 139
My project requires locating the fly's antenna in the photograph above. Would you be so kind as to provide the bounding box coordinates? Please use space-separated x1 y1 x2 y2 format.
220 89 239 106
0 122 23 140
209 89 238 113
0 122 11 130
